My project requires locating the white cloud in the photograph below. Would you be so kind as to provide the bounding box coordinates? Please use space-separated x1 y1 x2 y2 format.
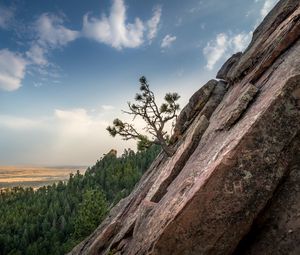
161 34 176 48
232 33 252 52
54 108 107 136
0 109 107 135
23 13 79 85
26 44 48 66
260 0 279 18
82 0 144 49
203 34 228 70
54 108 108 131
0 108 130 165
147 6 162 41
55 108 90 122
36 13 79 48
82 0 161 49
0 49 27 91
1 2 162 92
0 6 14 29
203 32 252 70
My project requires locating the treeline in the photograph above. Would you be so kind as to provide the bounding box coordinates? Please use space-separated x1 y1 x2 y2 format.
0 146 160 255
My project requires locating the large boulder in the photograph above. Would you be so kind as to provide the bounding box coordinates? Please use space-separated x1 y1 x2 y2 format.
224 0 300 83
171 80 227 143
68 0 300 254
216 52 242 80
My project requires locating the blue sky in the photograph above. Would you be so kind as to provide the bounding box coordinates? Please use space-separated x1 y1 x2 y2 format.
0 0 278 166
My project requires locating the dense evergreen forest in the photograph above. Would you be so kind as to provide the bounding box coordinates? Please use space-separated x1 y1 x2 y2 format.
0 146 160 255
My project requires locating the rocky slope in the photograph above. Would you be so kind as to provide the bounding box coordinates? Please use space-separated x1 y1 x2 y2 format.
69 0 300 254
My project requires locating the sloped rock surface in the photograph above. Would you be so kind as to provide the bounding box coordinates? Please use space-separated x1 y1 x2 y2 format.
216 52 242 80
233 133 300 255
226 0 300 83
171 79 224 143
69 0 300 254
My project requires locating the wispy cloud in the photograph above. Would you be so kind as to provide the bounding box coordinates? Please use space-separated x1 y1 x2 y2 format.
0 1 162 91
161 34 176 48
23 13 80 86
259 0 279 19
27 13 79 66
187 1 204 14
0 49 27 91
203 32 251 70
0 5 14 29
26 44 48 66
82 0 162 49
203 34 227 70
147 6 162 41
35 13 79 48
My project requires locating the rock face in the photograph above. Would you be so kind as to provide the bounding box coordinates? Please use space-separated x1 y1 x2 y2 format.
69 0 300 254
216 52 242 80
171 79 227 143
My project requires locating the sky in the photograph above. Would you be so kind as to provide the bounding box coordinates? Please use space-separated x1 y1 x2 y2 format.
0 0 279 166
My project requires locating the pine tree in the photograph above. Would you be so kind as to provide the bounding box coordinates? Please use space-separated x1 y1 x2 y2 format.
107 76 180 156
74 189 108 239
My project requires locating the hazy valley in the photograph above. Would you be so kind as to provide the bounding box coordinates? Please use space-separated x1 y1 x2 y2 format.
0 166 87 189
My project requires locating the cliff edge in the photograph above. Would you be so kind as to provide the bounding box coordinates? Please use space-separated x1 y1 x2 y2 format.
69 0 300 254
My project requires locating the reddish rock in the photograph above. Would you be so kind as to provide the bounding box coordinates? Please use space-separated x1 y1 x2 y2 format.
68 1 300 254
218 84 258 130
172 79 217 137
233 133 300 255
225 0 300 83
171 80 227 143
216 52 242 80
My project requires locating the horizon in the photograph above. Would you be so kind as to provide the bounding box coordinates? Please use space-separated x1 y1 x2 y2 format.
0 0 279 166
0 165 88 189
0 164 88 168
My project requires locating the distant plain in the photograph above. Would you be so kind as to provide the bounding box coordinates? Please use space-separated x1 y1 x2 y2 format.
0 166 87 189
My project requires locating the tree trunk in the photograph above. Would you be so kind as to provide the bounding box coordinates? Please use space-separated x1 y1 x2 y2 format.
158 138 174 157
